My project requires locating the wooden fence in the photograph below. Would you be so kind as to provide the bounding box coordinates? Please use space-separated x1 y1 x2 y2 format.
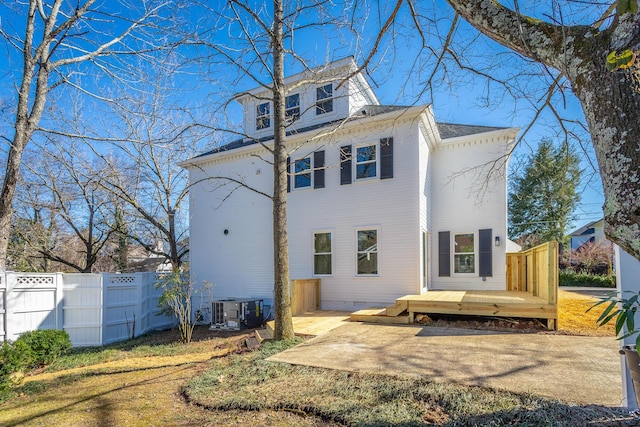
506 241 559 305
291 278 320 315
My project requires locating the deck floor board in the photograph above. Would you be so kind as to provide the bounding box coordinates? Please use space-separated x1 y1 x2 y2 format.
352 290 558 329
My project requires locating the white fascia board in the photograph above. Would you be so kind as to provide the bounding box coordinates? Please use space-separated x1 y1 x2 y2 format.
180 104 430 168
418 105 439 150
352 72 379 105
438 127 520 149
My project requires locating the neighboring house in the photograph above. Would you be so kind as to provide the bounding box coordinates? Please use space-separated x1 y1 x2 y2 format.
569 218 608 251
181 57 518 311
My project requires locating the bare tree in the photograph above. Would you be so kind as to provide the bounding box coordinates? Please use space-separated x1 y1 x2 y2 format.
440 1 640 260
361 1 639 260
0 0 175 269
17 140 117 273
191 0 362 339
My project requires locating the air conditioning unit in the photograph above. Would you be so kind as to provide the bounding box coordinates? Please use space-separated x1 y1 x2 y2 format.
210 298 263 331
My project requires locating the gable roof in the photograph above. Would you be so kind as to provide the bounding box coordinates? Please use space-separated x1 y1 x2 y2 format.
569 218 604 237
191 106 509 160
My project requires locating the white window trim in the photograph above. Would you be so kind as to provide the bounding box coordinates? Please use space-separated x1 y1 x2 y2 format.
312 230 333 277
451 231 478 276
315 84 333 115
354 142 379 182
293 156 313 190
256 102 271 130
355 226 380 277
285 93 300 122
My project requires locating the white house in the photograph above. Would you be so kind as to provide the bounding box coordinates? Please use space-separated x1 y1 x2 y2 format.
569 218 609 251
181 58 518 311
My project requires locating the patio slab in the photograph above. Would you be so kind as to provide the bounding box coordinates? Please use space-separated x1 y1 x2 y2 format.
267 322 623 406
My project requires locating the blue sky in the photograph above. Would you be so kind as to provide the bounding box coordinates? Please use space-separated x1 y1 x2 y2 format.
0 0 605 232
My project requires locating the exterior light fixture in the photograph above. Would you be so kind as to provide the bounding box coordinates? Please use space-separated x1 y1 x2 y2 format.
495 236 500 246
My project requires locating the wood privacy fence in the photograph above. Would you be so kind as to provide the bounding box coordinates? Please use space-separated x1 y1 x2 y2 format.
506 241 559 305
291 278 320 315
0 272 174 347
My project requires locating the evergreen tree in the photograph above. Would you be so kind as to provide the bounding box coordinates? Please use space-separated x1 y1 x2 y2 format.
509 140 581 248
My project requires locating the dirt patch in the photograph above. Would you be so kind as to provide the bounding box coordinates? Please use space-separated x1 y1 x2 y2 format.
0 329 283 427
415 313 550 333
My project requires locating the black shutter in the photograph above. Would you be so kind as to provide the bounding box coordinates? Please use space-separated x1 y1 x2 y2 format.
479 229 493 277
380 137 394 179
287 157 291 193
314 150 325 189
438 231 450 277
340 145 352 185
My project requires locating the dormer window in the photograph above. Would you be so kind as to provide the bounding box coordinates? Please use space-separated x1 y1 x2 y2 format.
256 102 270 130
316 84 333 115
285 94 300 122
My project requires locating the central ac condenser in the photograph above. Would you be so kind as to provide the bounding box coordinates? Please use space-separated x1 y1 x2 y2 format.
210 298 263 330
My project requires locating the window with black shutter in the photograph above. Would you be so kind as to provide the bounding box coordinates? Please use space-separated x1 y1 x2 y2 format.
438 231 451 277
479 229 493 277
380 137 393 179
314 151 325 189
340 145 352 185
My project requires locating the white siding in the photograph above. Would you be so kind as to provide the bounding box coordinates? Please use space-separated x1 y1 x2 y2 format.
288 123 422 310
189 152 276 302
418 124 434 291
430 134 512 290
188 116 424 310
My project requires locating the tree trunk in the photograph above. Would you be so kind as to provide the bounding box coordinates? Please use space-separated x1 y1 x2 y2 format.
447 1 640 260
271 0 295 340
570 36 640 259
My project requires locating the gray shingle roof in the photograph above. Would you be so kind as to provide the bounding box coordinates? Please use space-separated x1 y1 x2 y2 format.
193 107 509 159
436 122 507 139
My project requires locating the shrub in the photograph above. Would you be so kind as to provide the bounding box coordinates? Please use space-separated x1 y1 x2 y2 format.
0 342 23 395
559 269 616 288
15 329 72 369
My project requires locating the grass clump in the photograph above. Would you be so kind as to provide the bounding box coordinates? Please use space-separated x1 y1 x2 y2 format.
185 339 625 426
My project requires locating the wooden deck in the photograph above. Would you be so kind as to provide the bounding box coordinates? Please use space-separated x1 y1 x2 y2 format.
351 290 558 329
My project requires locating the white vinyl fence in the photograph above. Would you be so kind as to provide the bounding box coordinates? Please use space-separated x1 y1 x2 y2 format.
0 272 174 347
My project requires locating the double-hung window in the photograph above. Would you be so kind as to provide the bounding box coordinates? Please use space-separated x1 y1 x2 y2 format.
316 84 333 115
453 233 475 274
294 157 311 189
285 94 300 122
256 102 270 130
313 232 332 275
355 144 377 180
357 229 378 275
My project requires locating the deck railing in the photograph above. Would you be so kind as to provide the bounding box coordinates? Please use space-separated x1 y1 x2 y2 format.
506 241 559 305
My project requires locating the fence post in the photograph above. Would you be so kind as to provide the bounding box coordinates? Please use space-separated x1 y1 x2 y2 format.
4 272 14 341
55 272 64 331
0 271 6 342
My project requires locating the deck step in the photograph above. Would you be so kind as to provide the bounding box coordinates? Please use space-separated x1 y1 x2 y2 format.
385 300 409 317
255 328 273 342
350 308 411 324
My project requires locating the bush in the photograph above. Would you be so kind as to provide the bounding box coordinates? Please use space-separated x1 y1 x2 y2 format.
15 329 72 369
0 342 23 395
559 270 616 288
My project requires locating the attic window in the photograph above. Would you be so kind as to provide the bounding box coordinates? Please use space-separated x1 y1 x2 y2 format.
285 94 300 122
316 84 333 115
256 102 270 130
